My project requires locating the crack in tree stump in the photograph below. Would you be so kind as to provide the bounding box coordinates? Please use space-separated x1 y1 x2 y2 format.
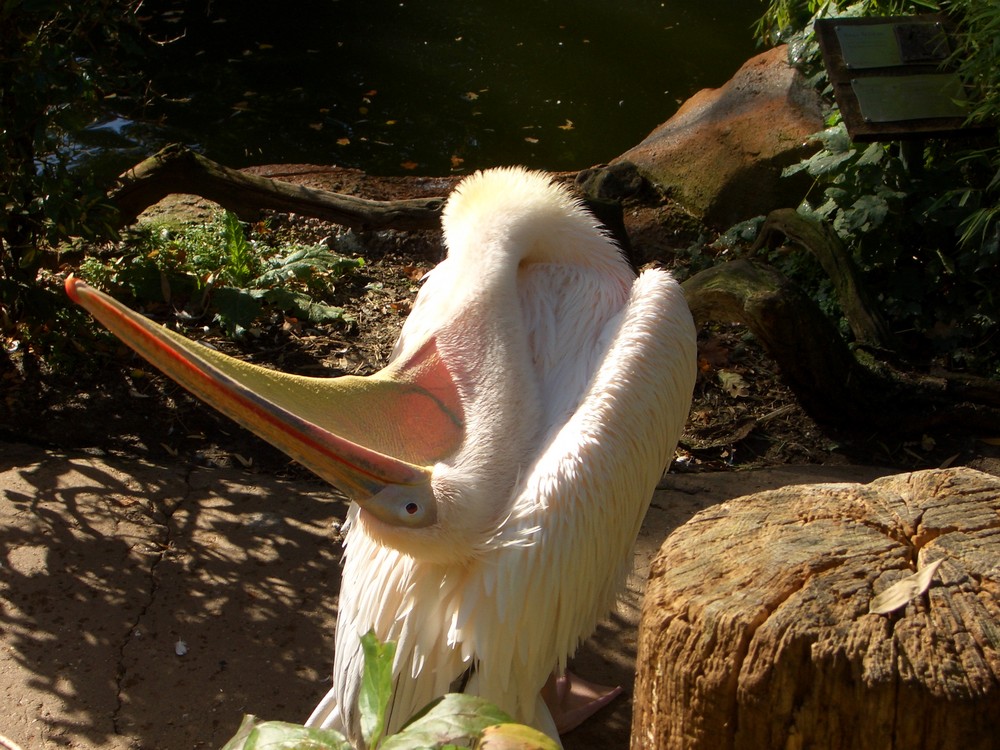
632 467 1000 750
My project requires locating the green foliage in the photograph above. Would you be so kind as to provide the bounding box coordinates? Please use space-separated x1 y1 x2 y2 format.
77 211 365 338
221 717 352 750
222 211 260 288
0 0 145 317
754 0 941 47
751 0 1000 373
220 631 558 750
359 634 396 748
782 126 909 251
943 0 1000 250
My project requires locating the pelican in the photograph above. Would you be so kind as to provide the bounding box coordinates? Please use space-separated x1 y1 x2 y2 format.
66 167 696 745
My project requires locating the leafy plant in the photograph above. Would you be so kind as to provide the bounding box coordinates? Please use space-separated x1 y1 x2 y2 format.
755 0 941 47
222 211 260 287
220 631 558 750
749 0 1000 373
78 211 365 337
0 0 146 319
210 216 364 336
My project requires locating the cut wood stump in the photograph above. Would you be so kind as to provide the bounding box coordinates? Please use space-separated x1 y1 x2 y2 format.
632 467 1000 750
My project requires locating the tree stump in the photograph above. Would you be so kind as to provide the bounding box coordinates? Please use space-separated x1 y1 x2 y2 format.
632 467 1000 750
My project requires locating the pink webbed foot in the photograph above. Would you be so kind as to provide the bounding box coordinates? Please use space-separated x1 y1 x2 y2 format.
541 670 623 734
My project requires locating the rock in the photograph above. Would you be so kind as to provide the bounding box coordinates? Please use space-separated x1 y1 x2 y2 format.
614 45 824 229
632 467 1000 750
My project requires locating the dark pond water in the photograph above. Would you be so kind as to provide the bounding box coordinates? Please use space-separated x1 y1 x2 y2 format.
88 0 762 176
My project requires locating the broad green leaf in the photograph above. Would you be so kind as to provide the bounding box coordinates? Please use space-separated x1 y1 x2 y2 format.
219 714 352 750
380 693 512 750
213 286 263 332
855 142 885 168
260 288 351 324
359 630 397 749
802 149 856 178
257 245 363 286
477 723 561 750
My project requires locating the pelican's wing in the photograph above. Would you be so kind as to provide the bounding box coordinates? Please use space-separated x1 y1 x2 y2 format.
474 266 697 724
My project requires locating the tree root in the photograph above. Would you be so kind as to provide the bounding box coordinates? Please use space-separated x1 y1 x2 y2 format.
751 208 894 349
683 259 1000 435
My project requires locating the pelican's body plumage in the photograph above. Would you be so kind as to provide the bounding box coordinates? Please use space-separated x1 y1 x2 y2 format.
67 167 696 746
311 168 696 741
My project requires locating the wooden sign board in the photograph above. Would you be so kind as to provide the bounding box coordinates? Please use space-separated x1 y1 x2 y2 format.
815 15 981 141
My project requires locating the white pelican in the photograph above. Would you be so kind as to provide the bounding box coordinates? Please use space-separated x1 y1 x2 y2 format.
66 167 696 746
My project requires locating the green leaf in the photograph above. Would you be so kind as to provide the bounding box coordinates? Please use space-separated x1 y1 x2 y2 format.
213 286 263 333
219 714 352 750
802 148 856 178
477 723 561 750
380 694 512 750
260 287 352 324
256 245 363 287
223 211 256 287
855 142 885 168
359 630 397 749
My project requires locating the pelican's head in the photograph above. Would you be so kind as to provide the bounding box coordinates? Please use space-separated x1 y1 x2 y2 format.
64 273 479 556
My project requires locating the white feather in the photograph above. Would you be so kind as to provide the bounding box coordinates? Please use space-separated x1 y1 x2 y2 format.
306 168 696 746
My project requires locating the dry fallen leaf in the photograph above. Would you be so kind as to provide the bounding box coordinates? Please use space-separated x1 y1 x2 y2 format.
233 454 253 468
403 264 427 281
718 369 750 398
698 336 731 369
869 558 943 614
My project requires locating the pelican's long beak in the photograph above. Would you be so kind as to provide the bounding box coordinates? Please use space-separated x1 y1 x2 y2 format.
65 277 463 527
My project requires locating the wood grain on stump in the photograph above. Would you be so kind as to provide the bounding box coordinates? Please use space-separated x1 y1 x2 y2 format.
632 468 1000 750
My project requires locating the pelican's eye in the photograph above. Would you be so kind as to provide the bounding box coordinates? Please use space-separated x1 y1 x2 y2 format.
362 482 438 529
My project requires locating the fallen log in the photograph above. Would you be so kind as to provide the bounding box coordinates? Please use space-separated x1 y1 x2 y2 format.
109 144 445 231
633 467 1000 750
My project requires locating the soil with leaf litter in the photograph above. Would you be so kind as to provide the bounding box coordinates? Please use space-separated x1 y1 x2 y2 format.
2 168 994 489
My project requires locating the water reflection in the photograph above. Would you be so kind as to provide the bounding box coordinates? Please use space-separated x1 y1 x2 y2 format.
133 0 760 175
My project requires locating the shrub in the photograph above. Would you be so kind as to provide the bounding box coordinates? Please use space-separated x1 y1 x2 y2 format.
751 0 1000 374
0 0 145 318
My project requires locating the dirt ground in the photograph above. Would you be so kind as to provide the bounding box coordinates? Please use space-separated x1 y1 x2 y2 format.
0 442 894 750
1 171 996 749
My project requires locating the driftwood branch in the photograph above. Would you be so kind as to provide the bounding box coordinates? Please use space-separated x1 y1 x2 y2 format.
683 259 1000 434
109 144 445 231
752 208 894 349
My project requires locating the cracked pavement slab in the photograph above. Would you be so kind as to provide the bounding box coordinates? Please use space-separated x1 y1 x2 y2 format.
0 443 889 749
